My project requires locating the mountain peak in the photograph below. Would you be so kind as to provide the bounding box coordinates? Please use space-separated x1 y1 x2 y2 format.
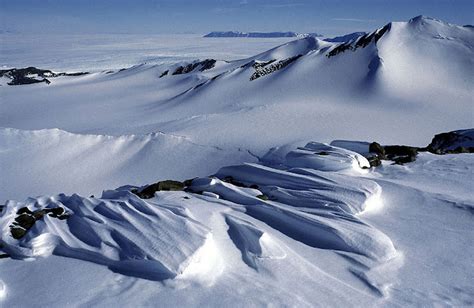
408 15 453 26
409 15 429 22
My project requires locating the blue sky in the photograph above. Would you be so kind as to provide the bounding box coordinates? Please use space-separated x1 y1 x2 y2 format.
1 0 472 36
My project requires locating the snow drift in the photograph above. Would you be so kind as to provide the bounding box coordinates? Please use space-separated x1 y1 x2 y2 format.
0 143 396 281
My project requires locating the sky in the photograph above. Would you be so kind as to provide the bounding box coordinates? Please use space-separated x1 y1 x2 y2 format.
1 0 473 36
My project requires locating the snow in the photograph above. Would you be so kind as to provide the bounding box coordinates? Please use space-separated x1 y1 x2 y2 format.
1 17 472 151
285 142 371 172
1 191 212 280
0 16 473 307
1 142 472 306
0 127 254 201
1 142 400 306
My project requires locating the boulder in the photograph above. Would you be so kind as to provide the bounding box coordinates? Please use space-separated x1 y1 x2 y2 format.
366 154 382 167
15 213 36 229
384 145 418 164
9 207 69 239
134 180 185 199
427 130 474 154
369 142 386 159
11 227 27 240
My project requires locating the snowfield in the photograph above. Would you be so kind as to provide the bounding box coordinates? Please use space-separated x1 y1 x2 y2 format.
0 16 473 307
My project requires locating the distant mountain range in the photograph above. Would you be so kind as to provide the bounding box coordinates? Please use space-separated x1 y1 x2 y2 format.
204 31 322 38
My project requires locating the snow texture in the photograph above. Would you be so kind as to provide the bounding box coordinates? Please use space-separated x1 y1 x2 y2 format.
0 16 473 307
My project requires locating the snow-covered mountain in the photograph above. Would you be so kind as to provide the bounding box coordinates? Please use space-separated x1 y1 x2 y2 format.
2 16 471 150
0 16 473 307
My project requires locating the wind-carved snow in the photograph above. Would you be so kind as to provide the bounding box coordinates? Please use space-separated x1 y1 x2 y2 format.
225 215 286 270
0 191 211 281
204 143 395 262
0 142 398 296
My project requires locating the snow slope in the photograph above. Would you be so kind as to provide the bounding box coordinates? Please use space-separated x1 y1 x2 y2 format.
0 127 254 201
1 16 473 151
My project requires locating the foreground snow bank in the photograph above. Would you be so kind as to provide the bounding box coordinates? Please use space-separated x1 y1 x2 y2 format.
1 190 211 281
200 143 394 261
0 142 395 282
2 141 472 306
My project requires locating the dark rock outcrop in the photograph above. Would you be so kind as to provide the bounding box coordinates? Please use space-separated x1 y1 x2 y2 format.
366 154 382 167
369 142 386 159
326 23 391 58
384 145 419 165
250 55 302 81
9 206 70 239
132 180 185 199
363 142 418 166
172 59 216 75
0 67 88 86
426 130 474 154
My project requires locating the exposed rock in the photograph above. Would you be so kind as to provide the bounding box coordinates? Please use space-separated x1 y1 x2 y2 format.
199 59 217 71
384 145 419 165
183 178 197 187
326 23 391 58
256 194 269 201
426 130 474 154
326 43 354 58
0 67 88 86
250 55 302 81
133 180 185 199
159 70 169 78
17 207 33 215
172 59 216 75
33 210 46 220
252 59 277 69
14 213 36 229
9 207 70 239
11 227 27 240
369 142 386 159
449 146 474 154
366 154 382 167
